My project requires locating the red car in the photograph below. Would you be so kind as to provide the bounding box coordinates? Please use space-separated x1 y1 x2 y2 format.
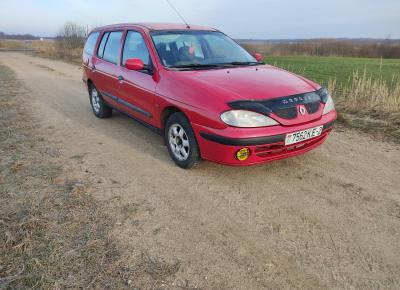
82 23 336 168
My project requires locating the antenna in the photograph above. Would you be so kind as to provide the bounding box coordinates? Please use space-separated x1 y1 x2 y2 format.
165 0 191 29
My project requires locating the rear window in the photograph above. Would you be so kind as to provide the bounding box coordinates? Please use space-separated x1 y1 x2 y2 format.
102 31 123 64
83 32 100 55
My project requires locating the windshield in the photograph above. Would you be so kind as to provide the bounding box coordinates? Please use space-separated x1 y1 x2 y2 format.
151 31 258 69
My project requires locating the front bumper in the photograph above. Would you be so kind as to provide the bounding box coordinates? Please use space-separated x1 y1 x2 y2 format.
192 110 337 166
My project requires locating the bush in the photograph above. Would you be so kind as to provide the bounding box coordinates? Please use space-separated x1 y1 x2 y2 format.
55 22 87 60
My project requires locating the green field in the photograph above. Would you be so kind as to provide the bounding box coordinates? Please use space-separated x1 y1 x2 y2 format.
264 56 400 87
262 55 400 142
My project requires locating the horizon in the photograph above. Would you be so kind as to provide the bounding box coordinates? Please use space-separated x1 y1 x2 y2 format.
1 0 399 39
1 28 400 42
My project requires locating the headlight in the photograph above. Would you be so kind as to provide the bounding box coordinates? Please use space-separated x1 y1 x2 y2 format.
322 94 335 115
221 110 279 127
318 87 335 115
318 87 330 103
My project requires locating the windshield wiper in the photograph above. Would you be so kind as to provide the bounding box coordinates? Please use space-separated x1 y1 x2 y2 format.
171 64 224 70
221 61 262 66
170 62 262 70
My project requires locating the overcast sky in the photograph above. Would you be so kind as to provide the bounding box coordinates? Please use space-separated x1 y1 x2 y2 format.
1 0 399 39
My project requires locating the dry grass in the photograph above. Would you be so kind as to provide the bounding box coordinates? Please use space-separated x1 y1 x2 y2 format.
264 54 400 141
0 39 32 50
0 64 118 288
32 40 82 64
269 58 400 114
328 71 400 141
32 40 57 55
0 39 82 63
0 63 185 289
328 70 400 114
0 67 96 288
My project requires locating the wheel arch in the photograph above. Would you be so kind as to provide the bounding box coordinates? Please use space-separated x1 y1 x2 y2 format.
86 79 94 93
160 106 184 130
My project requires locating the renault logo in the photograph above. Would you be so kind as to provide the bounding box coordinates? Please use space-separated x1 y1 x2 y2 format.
299 105 306 116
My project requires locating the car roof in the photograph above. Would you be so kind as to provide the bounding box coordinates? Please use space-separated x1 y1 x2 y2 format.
92 23 218 32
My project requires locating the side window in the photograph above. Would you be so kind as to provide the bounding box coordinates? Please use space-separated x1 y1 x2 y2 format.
84 32 100 55
97 32 109 58
102 31 123 64
122 31 150 66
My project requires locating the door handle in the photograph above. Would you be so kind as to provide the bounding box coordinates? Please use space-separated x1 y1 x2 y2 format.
91 65 96 71
118 75 124 82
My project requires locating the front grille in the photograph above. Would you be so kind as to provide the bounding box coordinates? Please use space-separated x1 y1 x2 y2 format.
305 102 320 114
254 131 330 158
273 102 320 119
273 107 297 119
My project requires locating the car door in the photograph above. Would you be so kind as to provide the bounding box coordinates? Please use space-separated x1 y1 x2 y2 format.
92 31 124 110
118 30 157 126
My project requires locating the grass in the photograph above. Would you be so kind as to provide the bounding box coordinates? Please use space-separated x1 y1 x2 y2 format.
30 39 82 64
0 64 182 288
241 40 400 59
0 64 120 288
0 39 82 64
264 56 400 87
0 39 33 50
264 55 400 142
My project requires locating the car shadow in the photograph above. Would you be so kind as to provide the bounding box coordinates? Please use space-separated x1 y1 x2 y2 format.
108 110 318 176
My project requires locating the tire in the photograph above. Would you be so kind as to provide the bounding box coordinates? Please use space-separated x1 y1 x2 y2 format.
89 84 112 118
165 112 200 169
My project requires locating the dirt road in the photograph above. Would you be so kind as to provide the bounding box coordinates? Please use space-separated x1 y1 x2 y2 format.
1 52 399 289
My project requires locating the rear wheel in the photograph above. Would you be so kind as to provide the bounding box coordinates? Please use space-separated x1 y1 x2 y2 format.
89 84 112 118
165 112 200 169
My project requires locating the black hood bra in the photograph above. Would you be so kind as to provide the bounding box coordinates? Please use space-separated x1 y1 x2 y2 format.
228 88 327 120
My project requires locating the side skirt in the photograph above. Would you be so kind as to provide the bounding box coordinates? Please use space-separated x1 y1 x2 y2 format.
101 91 153 118
104 101 163 137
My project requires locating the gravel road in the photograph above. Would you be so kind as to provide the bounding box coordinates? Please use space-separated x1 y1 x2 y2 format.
1 52 399 289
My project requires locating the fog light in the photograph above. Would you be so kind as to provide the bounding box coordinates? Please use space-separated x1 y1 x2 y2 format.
236 148 250 161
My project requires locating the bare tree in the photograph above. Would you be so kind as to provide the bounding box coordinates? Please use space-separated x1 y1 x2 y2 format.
56 22 86 60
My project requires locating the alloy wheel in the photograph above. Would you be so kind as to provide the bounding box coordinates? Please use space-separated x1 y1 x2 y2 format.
168 124 190 161
91 88 101 113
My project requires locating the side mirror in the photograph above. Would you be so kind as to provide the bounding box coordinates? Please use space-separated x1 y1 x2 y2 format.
126 58 145 71
254 53 263 62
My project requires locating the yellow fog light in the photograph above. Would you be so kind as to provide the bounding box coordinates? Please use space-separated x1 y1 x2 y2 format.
236 148 250 161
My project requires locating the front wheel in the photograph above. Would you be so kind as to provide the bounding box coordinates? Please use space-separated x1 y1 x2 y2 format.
165 112 200 169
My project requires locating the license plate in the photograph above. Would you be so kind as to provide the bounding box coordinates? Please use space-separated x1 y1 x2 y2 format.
285 126 323 146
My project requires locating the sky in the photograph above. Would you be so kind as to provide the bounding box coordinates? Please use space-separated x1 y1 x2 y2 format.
1 0 399 39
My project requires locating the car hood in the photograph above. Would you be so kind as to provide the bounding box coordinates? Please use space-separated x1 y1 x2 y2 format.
173 64 320 101
158 65 322 128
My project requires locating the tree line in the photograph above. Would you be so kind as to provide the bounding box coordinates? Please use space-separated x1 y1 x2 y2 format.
242 39 400 59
